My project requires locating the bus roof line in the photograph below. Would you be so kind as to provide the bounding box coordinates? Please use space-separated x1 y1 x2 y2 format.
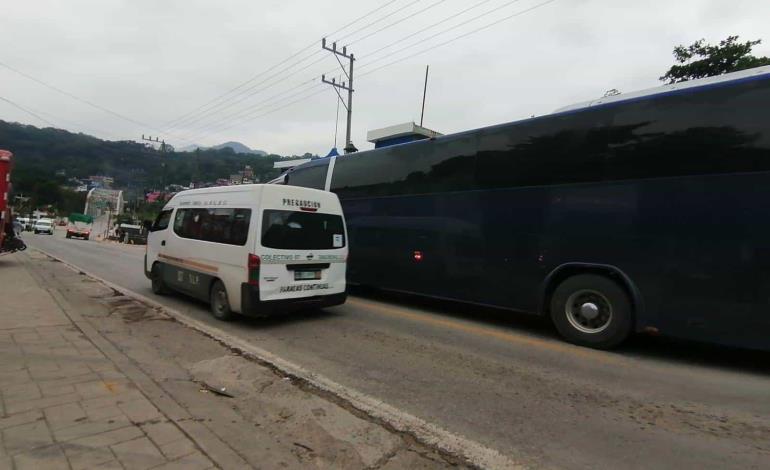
336 66 770 158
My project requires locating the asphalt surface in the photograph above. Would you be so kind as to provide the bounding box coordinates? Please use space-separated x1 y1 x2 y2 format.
24 229 770 469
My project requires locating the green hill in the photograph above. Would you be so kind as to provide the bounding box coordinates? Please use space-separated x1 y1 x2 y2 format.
0 119 313 213
0 120 296 188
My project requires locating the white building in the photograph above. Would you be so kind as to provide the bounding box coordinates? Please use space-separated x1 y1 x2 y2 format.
84 188 124 218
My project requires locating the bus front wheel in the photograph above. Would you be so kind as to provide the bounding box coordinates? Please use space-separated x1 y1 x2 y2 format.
550 274 632 349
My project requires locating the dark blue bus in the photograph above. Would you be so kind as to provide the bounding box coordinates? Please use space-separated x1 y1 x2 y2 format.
283 66 770 350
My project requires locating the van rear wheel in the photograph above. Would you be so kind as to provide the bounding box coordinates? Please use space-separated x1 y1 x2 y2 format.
210 280 235 321
550 274 633 349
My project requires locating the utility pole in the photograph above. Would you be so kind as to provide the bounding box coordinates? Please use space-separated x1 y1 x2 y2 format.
321 38 357 154
142 135 168 190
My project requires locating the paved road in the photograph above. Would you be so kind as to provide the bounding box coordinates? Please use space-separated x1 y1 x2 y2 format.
24 230 770 469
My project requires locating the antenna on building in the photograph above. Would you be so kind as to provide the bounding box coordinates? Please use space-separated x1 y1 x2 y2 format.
420 65 430 127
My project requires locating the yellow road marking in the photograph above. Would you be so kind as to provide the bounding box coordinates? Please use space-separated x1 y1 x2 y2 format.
348 298 623 364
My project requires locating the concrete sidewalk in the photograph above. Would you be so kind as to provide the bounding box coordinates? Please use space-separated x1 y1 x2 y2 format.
0 253 214 469
0 250 457 470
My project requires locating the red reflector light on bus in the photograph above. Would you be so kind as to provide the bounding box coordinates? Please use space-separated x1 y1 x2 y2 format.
413 250 423 262
248 253 261 285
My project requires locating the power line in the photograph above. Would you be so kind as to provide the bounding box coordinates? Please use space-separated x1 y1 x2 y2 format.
160 46 320 132
0 95 57 127
346 0 449 46
334 0 425 43
186 0 559 143
161 0 403 132
171 53 332 134
178 57 332 138
181 0 442 137
187 84 328 142
181 78 322 141
358 0 496 57
20 104 123 140
0 60 193 143
360 0 558 78
358 0 528 73
311 0 497 82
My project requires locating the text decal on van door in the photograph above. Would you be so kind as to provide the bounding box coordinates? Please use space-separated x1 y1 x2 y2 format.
261 254 345 264
282 198 320 209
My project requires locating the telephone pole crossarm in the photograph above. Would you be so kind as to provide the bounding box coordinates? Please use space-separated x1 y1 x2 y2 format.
321 38 356 154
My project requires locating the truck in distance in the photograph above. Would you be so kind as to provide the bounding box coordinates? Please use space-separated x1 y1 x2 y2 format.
66 213 93 240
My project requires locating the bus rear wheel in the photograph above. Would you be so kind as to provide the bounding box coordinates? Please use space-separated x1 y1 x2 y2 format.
210 280 235 321
550 274 632 349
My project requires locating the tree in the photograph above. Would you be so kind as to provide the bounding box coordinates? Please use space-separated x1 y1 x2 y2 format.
660 36 770 84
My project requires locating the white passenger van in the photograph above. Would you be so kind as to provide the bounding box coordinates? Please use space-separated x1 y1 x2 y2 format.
144 184 348 320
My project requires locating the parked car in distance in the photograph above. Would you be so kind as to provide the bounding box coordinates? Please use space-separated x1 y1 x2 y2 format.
16 217 31 231
33 218 54 235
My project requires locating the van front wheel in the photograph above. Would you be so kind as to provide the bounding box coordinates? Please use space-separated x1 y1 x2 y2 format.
210 280 235 321
151 264 170 295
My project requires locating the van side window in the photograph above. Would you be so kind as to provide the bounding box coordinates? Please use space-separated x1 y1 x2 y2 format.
173 208 251 246
151 210 173 231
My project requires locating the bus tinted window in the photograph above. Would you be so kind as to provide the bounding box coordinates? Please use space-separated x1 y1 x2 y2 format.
173 208 251 245
606 81 770 179
261 210 345 250
331 147 399 198
332 137 476 197
388 136 477 195
286 159 330 190
475 109 614 189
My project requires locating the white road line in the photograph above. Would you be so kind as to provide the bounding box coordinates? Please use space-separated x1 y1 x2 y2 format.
32 247 526 470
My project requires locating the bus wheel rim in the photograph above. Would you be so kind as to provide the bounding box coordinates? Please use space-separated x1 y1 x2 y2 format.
565 289 613 334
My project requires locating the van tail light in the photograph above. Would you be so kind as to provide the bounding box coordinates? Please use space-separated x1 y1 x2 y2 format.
248 253 261 285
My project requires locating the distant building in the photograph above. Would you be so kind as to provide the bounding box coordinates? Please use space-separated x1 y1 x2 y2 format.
88 175 114 189
215 178 231 187
85 188 124 217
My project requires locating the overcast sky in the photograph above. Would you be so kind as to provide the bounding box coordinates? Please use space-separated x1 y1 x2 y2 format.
1 0 768 156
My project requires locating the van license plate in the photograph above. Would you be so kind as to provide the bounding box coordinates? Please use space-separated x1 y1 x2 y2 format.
295 271 321 281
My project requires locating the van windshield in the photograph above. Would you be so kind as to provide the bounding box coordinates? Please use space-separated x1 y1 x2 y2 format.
261 210 345 250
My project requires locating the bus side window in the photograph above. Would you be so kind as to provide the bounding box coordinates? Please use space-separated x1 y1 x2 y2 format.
286 160 330 190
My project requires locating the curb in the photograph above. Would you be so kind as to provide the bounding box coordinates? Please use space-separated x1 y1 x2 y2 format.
32 247 525 470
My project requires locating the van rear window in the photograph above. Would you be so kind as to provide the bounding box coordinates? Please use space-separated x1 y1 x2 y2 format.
261 210 345 250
